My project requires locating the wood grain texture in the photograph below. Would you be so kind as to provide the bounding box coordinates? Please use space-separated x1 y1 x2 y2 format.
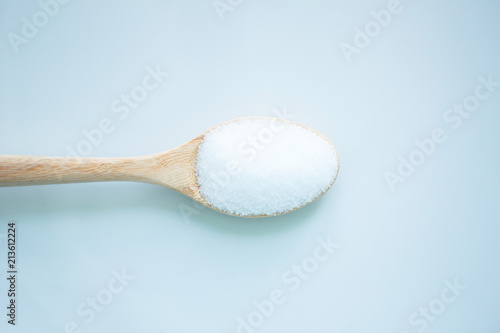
142 136 207 204
0 136 208 206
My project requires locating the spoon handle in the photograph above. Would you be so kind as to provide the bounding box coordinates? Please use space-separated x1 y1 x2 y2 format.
0 155 150 186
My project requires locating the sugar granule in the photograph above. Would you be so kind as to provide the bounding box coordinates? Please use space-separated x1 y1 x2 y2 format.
195 118 339 216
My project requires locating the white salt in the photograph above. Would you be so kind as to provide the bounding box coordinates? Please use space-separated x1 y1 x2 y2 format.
195 118 339 216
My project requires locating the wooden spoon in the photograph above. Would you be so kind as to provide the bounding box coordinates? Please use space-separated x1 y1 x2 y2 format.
0 117 338 217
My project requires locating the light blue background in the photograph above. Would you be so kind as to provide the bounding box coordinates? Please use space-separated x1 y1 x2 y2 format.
1 0 499 332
